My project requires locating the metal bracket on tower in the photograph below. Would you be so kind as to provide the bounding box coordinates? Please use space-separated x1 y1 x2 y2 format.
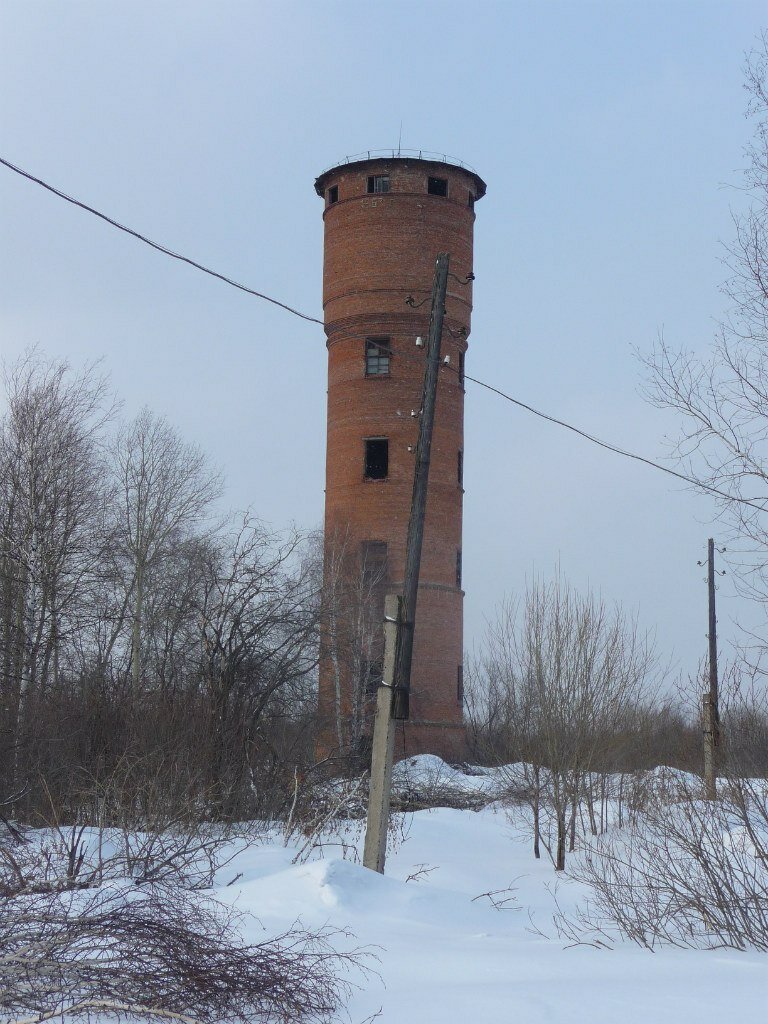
405 294 431 309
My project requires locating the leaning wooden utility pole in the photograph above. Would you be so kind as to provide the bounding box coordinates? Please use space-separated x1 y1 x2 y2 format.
362 593 402 872
702 537 721 800
363 253 450 873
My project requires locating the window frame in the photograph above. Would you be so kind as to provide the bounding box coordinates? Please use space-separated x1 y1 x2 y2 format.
365 337 392 377
427 176 449 197
327 184 339 205
367 174 390 194
361 540 388 579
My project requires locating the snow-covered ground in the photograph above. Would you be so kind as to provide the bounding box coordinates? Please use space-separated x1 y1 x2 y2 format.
209 760 767 1024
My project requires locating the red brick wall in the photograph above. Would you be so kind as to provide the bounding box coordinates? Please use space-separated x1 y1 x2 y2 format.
315 157 484 762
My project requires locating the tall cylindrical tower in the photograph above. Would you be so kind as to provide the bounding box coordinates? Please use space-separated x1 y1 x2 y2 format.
315 153 486 761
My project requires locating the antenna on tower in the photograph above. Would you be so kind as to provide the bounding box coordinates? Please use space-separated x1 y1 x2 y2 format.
397 121 402 156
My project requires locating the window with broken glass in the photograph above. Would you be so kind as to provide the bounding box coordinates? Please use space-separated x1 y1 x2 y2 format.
365 338 391 376
367 175 390 194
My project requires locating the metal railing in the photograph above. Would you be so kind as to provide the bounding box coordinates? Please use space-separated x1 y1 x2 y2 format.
317 149 481 176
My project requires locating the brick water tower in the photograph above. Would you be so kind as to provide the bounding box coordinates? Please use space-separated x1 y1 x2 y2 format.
314 151 486 761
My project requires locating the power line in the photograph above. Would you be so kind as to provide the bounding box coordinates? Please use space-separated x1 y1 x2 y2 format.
3 152 767 513
0 154 324 326
446 363 768 513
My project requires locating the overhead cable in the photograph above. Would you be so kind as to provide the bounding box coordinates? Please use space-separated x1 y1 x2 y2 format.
4 152 765 512
0 154 323 325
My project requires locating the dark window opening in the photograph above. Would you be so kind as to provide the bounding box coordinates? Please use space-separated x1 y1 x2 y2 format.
362 659 383 696
457 665 464 706
428 176 448 197
457 450 463 487
354 733 373 761
365 337 391 376
361 540 388 580
360 540 387 622
468 191 475 209
364 438 389 480
327 185 338 204
456 549 462 588
367 174 390 194
458 351 465 387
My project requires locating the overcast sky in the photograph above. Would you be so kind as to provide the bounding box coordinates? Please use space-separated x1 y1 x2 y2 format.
1 1 766 680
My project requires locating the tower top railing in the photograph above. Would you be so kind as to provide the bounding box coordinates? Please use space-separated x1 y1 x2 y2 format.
317 149 481 177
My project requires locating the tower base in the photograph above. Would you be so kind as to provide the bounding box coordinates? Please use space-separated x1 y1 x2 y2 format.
315 711 467 766
393 720 467 763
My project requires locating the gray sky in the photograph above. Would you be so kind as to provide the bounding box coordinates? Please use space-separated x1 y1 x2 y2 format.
1 0 766 680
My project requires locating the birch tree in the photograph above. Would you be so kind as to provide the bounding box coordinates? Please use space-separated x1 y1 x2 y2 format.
319 526 387 757
0 353 112 787
109 408 222 691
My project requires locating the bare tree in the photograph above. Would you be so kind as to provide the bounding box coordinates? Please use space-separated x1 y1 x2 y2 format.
196 517 319 815
477 577 656 870
0 352 113 791
561 769 768 951
0 882 361 1024
0 353 325 824
555 672 768 951
109 408 222 691
318 525 387 759
644 38 768 619
0 778 369 1024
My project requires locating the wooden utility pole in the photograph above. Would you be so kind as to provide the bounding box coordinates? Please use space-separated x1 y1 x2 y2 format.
363 253 450 872
362 594 401 873
702 537 721 800
392 252 450 720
